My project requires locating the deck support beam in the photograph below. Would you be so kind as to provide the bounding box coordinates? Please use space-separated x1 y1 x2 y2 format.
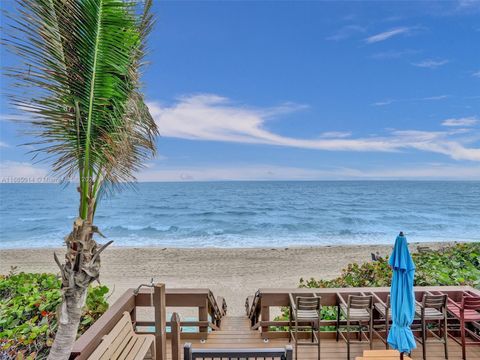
199 299 209 337
171 312 181 360
154 283 166 360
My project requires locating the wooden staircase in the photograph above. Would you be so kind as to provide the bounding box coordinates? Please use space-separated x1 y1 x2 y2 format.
170 316 479 359
205 316 266 347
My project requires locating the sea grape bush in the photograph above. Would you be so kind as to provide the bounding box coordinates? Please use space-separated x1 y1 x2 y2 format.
299 242 480 289
0 272 109 359
275 243 480 329
413 243 480 287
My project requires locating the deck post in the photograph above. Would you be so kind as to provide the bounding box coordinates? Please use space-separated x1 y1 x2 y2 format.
285 345 293 360
199 298 209 336
261 302 270 338
171 312 181 360
183 343 192 360
154 283 166 360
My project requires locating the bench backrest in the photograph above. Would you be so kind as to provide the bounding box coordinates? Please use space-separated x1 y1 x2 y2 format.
183 344 293 360
88 312 135 359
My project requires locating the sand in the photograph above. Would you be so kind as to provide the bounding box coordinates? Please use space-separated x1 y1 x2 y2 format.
0 242 453 315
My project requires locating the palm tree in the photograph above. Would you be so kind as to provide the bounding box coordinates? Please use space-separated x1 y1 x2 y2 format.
3 0 158 358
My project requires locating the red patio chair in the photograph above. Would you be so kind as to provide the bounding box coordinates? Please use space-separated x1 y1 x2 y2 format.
447 293 480 360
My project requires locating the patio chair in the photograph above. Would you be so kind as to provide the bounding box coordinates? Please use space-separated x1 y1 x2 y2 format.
288 293 322 360
336 294 374 360
446 292 480 360
414 293 448 360
372 294 391 349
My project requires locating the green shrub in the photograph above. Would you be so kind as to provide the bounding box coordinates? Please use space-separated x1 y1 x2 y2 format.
272 306 339 332
299 242 480 289
0 272 109 359
275 242 480 330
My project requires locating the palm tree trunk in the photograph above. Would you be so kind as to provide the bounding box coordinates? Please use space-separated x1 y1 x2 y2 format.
48 217 109 360
47 288 86 359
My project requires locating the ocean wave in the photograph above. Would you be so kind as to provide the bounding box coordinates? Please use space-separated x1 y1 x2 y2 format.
19 217 49 222
2 181 480 248
147 204 189 210
224 210 259 216
338 216 376 225
106 225 180 233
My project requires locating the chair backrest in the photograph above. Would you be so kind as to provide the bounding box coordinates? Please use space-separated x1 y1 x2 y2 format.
423 294 447 310
296 296 321 311
183 344 293 360
463 294 480 310
348 294 373 310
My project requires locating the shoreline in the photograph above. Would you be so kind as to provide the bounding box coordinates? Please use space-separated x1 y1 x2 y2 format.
0 239 474 251
0 241 465 315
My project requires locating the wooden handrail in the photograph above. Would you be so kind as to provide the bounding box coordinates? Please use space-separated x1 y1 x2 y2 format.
135 287 227 333
245 286 480 337
217 296 227 317
246 290 261 319
72 287 228 359
207 290 224 323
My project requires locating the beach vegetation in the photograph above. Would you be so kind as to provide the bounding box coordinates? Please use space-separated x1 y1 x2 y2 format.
3 0 157 357
299 242 480 289
274 243 480 331
0 272 109 359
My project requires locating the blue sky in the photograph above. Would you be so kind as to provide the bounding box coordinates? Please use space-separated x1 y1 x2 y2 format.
1 0 480 181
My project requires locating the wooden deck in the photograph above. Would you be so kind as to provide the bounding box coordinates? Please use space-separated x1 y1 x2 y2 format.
72 286 480 360
165 316 480 360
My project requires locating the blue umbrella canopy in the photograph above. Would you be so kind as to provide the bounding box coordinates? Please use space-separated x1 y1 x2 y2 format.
387 233 417 354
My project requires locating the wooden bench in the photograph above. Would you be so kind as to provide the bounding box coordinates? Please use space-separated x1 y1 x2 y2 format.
183 343 293 360
87 311 155 360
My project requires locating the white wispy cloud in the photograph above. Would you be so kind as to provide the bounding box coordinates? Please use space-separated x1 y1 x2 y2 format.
0 161 48 179
0 141 9 148
473 70 480 78
442 116 478 127
365 27 411 44
424 95 450 101
137 163 480 181
326 25 366 41
2 160 478 181
148 94 480 162
370 49 421 60
0 114 31 122
372 100 394 106
319 131 352 138
412 59 449 69
458 0 480 9
372 95 449 106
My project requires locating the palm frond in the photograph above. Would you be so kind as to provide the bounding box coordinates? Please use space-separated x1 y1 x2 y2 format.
4 0 158 218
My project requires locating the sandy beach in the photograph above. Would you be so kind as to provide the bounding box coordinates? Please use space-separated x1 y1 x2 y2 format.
0 242 454 315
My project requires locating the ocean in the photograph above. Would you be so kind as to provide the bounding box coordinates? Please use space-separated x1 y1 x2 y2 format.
0 181 479 249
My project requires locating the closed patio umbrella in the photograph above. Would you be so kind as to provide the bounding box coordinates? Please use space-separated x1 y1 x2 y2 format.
387 232 417 357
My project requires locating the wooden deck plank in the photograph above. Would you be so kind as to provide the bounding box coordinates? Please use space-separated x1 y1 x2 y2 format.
158 316 480 360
